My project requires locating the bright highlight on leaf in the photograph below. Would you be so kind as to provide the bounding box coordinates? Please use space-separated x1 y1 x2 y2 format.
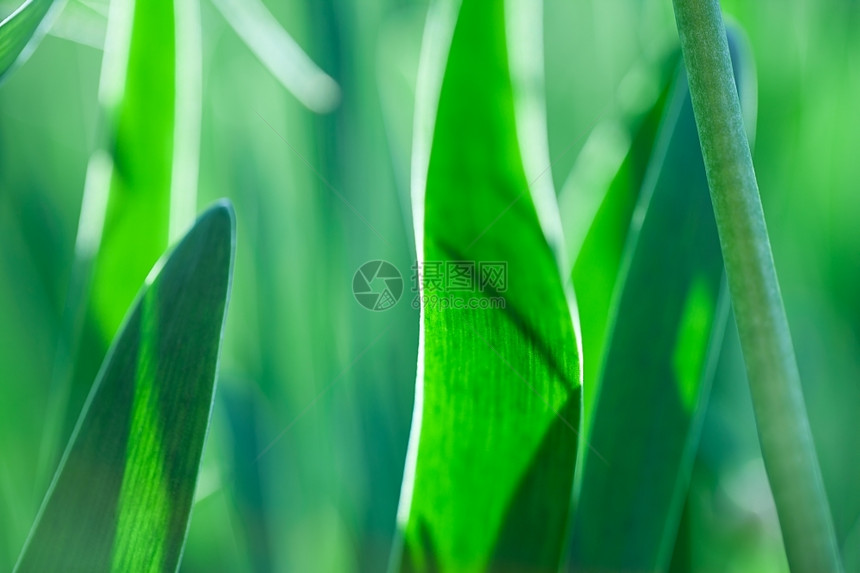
673 276 715 412
15 201 236 573
393 0 582 571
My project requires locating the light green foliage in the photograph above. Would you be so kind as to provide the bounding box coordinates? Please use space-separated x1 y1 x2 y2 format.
0 0 857 571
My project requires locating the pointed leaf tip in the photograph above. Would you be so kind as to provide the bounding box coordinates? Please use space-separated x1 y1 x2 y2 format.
15 200 237 573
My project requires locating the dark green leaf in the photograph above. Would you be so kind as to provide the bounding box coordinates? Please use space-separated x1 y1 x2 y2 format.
563 53 679 428
15 202 235 573
393 1 581 571
567 32 755 573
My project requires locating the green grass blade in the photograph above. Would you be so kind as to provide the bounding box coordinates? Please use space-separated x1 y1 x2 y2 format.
0 0 61 79
85 0 191 338
210 0 340 113
393 0 581 571
40 0 202 479
567 32 756 573
15 201 235 573
376 4 425 255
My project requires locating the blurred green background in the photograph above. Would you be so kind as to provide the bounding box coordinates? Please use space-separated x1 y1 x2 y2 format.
0 0 857 571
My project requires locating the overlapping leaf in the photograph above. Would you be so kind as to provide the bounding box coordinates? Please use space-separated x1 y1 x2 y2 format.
43 0 201 473
0 0 59 78
561 55 678 429
15 202 235 572
567 30 756 572
393 0 581 571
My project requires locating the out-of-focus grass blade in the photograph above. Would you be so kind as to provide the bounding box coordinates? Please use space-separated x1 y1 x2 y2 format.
567 30 755 573
210 0 340 113
0 0 61 79
393 0 581 571
48 0 105 49
377 4 425 255
561 54 678 429
41 0 202 477
85 0 199 332
220 383 274 573
15 202 235 573
844 516 860 572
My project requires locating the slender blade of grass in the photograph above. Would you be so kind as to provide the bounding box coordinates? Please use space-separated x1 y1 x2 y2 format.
671 1 843 571
14 202 235 573
210 0 340 113
567 31 755 573
392 0 582 571
85 0 178 340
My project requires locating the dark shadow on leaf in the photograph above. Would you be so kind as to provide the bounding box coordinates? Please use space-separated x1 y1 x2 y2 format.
488 392 581 573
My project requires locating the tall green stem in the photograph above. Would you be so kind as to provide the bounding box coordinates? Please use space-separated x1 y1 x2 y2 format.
670 1 843 572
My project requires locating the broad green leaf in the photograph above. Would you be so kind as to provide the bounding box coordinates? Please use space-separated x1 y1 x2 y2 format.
41 0 202 478
15 201 235 573
567 30 755 572
0 0 59 78
393 0 581 571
